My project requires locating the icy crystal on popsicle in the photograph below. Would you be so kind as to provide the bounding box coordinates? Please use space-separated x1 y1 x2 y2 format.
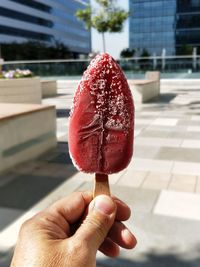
69 53 134 174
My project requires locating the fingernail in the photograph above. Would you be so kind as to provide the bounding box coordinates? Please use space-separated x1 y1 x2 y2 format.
94 195 115 215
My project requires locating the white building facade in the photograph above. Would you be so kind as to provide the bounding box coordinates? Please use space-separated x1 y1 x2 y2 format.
0 0 91 55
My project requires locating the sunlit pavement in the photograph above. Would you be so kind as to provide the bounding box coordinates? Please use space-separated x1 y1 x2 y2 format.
0 80 200 266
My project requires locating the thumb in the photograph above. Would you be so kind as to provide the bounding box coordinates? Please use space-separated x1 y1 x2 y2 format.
73 195 116 253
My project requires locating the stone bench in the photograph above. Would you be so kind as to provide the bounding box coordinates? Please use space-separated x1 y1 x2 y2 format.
0 103 57 173
41 80 57 98
128 71 160 103
0 77 41 104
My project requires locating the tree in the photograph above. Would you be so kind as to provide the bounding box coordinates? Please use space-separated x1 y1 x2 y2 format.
120 48 135 58
140 48 150 58
1 41 73 60
177 44 193 55
76 0 129 52
138 48 150 70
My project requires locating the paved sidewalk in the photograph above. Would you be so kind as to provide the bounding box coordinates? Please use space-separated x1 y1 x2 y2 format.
0 80 200 266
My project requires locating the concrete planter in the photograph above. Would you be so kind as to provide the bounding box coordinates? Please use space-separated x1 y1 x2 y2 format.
0 77 42 104
0 103 57 173
41 80 57 98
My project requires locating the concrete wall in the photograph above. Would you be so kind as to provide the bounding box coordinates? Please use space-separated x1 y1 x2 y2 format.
0 105 56 173
161 79 200 90
0 77 42 104
41 80 57 98
130 82 159 103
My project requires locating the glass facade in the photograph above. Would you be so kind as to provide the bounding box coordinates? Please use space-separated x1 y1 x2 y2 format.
129 0 200 55
176 0 200 52
0 0 91 55
129 0 176 55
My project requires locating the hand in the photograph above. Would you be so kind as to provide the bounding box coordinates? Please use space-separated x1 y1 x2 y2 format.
11 191 137 267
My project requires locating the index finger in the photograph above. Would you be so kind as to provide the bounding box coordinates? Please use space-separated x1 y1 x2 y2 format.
47 191 93 224
113 196 131 221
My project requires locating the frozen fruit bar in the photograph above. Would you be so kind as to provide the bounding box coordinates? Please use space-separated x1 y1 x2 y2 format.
69 53 134 174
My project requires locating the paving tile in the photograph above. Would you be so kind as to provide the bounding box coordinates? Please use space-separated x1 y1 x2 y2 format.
57 171 93 183
79 183 159 213
49 152 72 165
140 129 170 138
181 139 200 149
0 174 66 210
147 125 187 132
0 251 13 267
172 161 200 176
152 118 178 126
117 170 147 187
191 115 200 121
31 162 76 178
128 158 174 173
142 172 171 190
167 131 186 139
135 137 182 148
156 147 200 163
10 160 45 175
57 131 67 138
177 131 200 140
154 190 200 221
57 135 68 142
187 126 200 132
168 174 197 193
140 111 161 116
0 207 23 231
134 145 160 159
195 176 200 193
57 118 68 124
168 131 200 140
135 118 153 125
71 170 125 185
109 170 127 184
183 120 200 127
134 129 142 137
0 172 18 188
0 178 83 252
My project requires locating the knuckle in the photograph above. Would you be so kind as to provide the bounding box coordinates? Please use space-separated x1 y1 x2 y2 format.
19 218 33 236
19 211 47 236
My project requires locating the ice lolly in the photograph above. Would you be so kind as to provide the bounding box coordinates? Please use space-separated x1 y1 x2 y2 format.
68 53 134 195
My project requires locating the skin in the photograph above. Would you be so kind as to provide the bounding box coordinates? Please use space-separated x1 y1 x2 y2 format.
11 191 137 267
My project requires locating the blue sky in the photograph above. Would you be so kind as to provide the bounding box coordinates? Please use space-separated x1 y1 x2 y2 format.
91 0 129 59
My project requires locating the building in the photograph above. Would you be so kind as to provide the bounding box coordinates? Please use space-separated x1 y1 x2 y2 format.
0 0 91 56
129 0 176 56
176 0 200 53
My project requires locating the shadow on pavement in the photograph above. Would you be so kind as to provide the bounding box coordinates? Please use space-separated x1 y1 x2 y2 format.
0 142 76 231
2 248 200 267
188 101 200 110
56 108 70 118
147 93 177 104
97 249 200 267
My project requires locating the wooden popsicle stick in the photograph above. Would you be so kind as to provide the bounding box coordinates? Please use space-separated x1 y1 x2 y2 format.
93 173 110 197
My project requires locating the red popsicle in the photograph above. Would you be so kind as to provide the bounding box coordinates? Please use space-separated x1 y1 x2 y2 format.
68 53 134 195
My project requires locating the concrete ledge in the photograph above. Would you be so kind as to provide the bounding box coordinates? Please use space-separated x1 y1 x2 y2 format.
0 77 41 104
161 79 200 90
128 71 160 103
0 103 57 173
41 80 57 98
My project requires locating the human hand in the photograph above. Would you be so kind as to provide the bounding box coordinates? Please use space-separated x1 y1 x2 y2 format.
11 191 137 267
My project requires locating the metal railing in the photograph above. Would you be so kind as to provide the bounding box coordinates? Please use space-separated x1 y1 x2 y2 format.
2 55 200 79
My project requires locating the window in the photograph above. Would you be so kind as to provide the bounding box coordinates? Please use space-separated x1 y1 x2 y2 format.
0 25 52 41
9 0 51 12
0 6 53 27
